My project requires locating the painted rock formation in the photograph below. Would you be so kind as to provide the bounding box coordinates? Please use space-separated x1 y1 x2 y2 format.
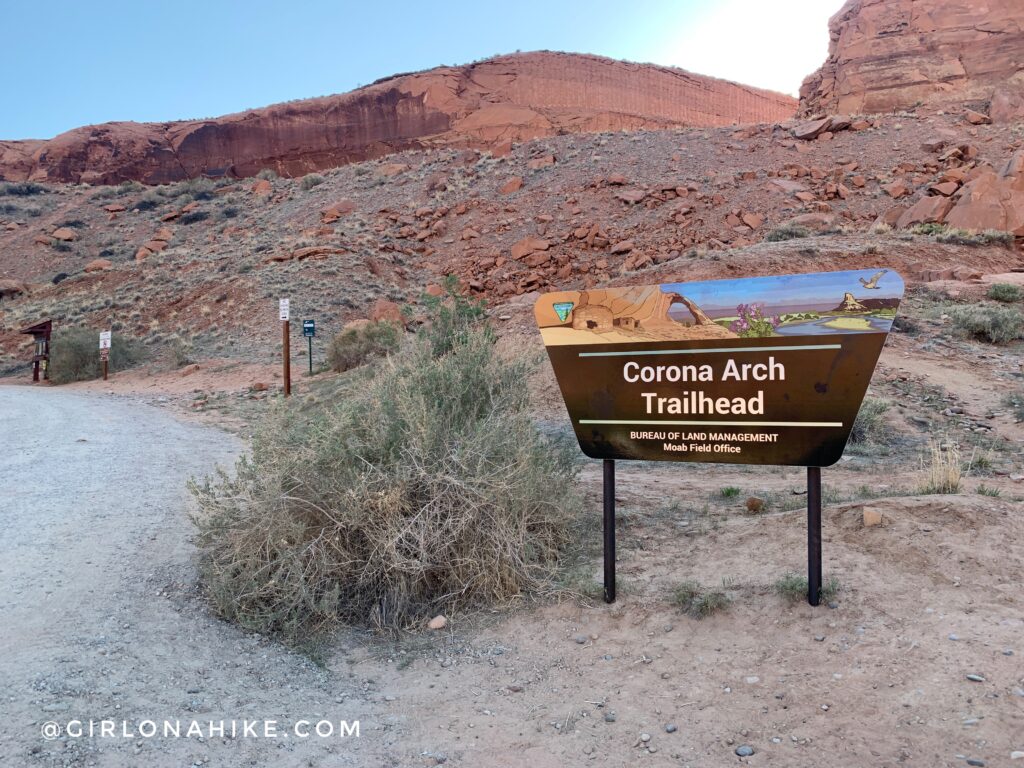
0 52 796 185
799 0 1024 120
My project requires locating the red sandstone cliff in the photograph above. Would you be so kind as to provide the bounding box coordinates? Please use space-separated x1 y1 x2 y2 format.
799 0 1024 119
0 52 796 185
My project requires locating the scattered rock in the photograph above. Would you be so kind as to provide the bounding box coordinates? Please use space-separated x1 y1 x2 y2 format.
84 258 113 272
427 615 447 630
369 299 404 325
735 745 754 757
51 227 78 241
499 176 523 194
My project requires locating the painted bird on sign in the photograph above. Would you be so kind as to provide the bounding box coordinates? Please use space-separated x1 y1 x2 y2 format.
858 270 887 289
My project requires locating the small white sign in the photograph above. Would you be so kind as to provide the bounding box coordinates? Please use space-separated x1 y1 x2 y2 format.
279 298 290 321
99 331 112 350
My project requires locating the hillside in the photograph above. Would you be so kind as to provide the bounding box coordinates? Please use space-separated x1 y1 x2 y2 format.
1 108 1022 372
0 51 796 185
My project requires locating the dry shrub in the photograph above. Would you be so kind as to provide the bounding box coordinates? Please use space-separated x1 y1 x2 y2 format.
849 396 892 446
920 439 961 494
948 304 1024 343
49 326 145 384
326 320 400 371
190 312 580 645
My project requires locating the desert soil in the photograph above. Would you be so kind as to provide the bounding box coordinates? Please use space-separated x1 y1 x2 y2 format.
1 359 1023 767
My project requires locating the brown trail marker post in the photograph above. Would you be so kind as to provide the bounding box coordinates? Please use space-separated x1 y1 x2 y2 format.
99 330 111 381
535 269 903 606
279 298 291 397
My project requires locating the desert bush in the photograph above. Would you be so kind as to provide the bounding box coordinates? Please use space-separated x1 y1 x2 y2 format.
0 181 46 196
179 209 209 225
920 439 961 494
773 573 839 602
135 192 163 211
937 228 1014 247
256 168 278 180
49 327 146 384
764 224 810 242
422 275 488 357
219 204 239 219
190 302 580 643
672 580 730 618
849 397 892 446
326 320 400 372
1005 390 1024 422
300 174 325 191
948 304 1024 343
987 283 1022 303
912 223 1015 247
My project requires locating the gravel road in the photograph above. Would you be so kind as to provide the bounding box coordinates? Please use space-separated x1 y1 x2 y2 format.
0 388 376 767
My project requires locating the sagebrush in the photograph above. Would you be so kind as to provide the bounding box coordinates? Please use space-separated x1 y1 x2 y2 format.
49 327 146 384
190 303 581 644
326 320 400 371
948 304 1024 343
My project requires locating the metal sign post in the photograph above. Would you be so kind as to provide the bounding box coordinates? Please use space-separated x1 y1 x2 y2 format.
303 320 316 375
99 331 111 381
537 269 904 607
279 299 291 397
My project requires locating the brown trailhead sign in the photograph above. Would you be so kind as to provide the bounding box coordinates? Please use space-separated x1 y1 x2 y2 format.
536 269 904 467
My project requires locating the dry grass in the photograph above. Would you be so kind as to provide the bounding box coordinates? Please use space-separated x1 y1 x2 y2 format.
672 580 730 619
190 307 581 647
920 439 962 494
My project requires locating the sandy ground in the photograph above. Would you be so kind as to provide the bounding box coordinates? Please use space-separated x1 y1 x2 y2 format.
1 382 1022 767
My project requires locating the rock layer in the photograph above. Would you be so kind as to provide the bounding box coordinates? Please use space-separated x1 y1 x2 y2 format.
0 52 796 185
799 0 1024 119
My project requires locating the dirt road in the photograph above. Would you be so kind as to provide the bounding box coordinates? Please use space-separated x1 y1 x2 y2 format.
2 386 1023 768
0 387 375 767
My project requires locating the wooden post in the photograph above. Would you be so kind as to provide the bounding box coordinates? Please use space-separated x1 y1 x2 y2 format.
283 319 291 397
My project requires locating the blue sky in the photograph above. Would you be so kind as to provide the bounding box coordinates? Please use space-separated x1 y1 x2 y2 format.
663 269 906 314
1 0 846 140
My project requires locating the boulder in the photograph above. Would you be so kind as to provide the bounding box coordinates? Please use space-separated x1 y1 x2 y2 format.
510 237 550 260
499 176 523 194
51 227 78 241
883 181 910 199
792 117 832 140
944 149 1024 234
0 279 29 299
964 108 991 125
84 258 113 272
369 299 404 325
896 196 954 229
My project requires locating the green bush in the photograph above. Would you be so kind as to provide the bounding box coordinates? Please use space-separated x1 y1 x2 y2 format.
299 174 325 191
190 305 580 643
764 224 810 242
326 320 400 372
256 168 278 181
49 327 146 384
849 397 892 446
948 304 1024 343
987 283 1022 303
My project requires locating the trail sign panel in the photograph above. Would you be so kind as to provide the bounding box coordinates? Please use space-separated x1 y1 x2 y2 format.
302 320 316 337
279 298 290 321
535 269 903 467
98 331 112 350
